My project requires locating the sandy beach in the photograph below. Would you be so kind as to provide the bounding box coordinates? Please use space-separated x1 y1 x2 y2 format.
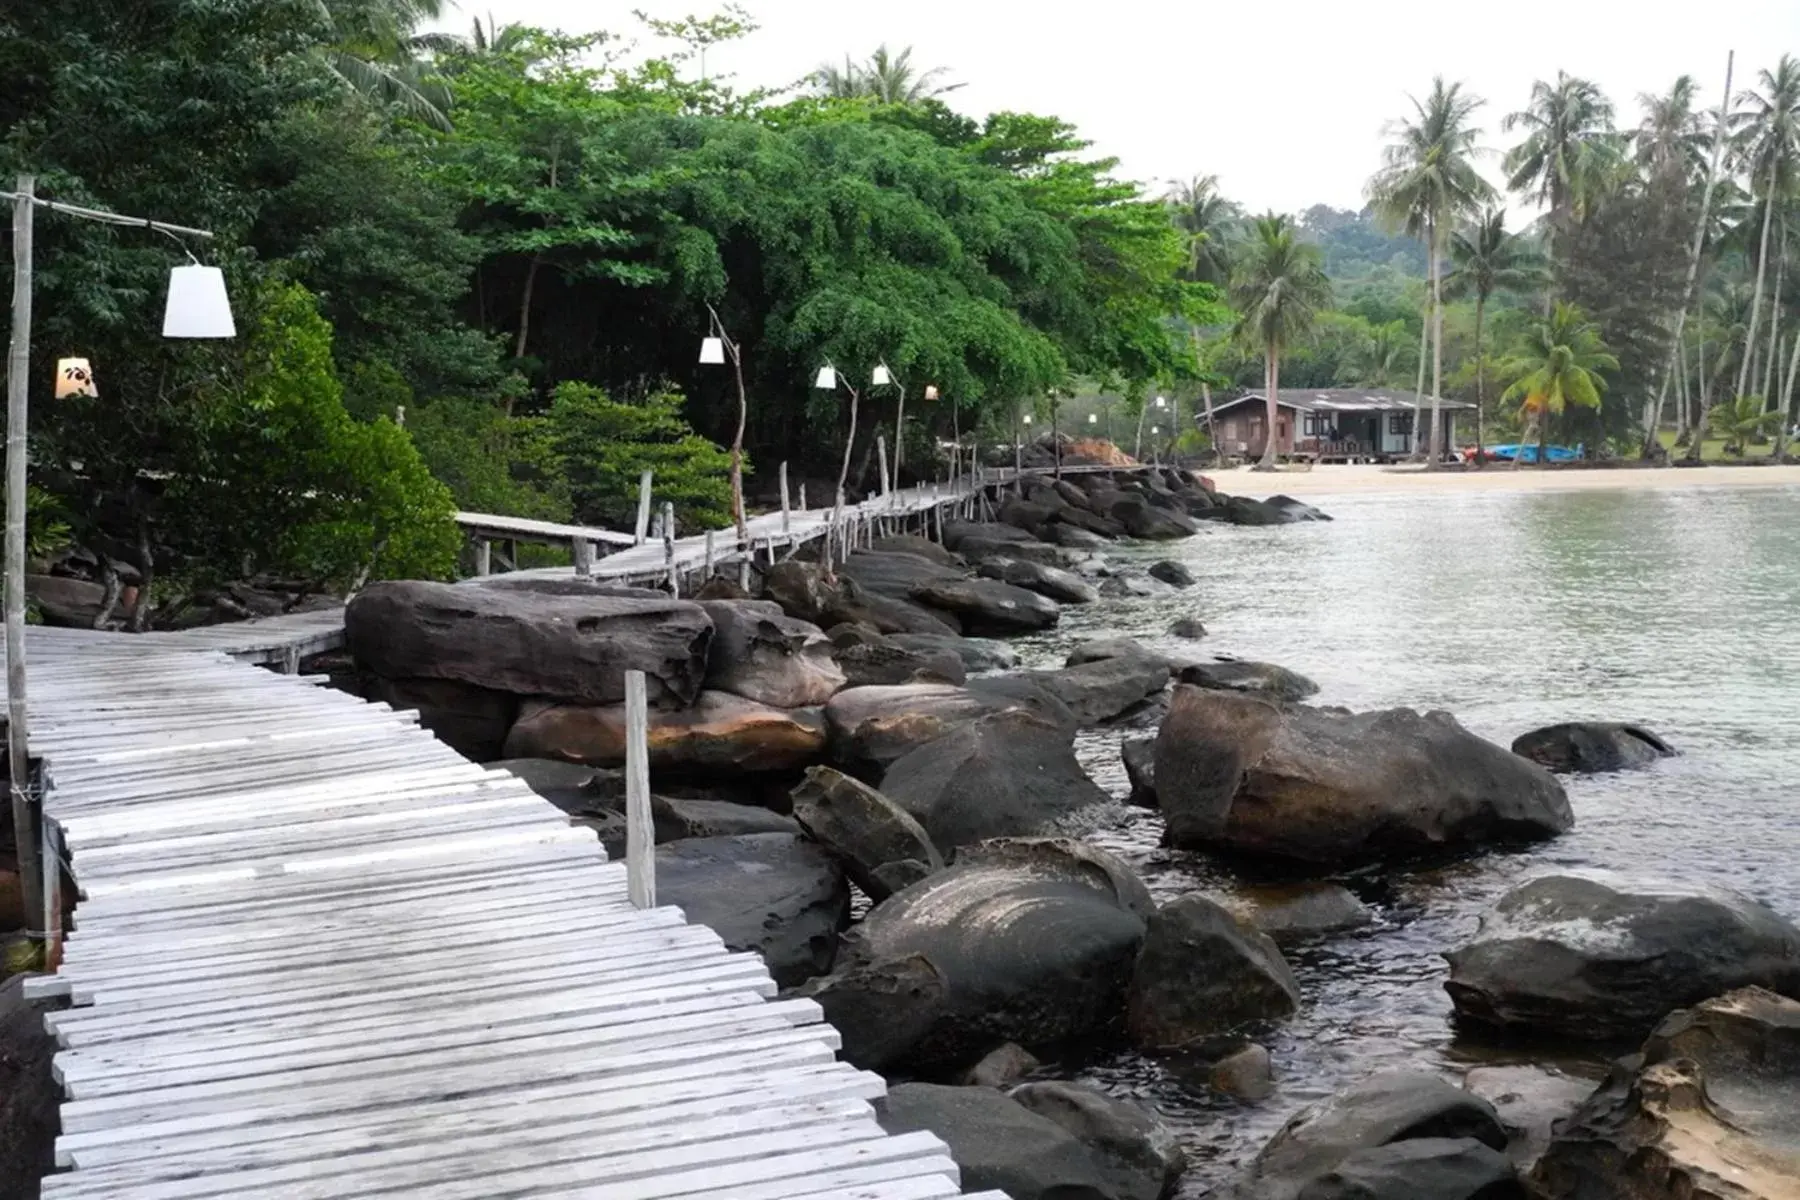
1200 461 1800 497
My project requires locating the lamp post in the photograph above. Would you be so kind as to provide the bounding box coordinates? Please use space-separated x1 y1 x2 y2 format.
1155 394 1170 465
4 175 232 950
698 306 750 551
1049 390 1063 481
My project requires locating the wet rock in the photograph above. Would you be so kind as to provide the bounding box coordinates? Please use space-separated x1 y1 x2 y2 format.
789 766 943 902
889 632 1019 673
1127 893 1302 1050
868 534 962 566
830 633 966 688
1169 616 1208 639
977 558 1100 604
504 691 825 774
881 712 1114 851
870 859 934 896
1231 1071 1513 1200
791 954 948 1073
655 833 849 987
1510 722 1676 774
1224 496 1296 526
1148 560 1195 587
997 499 1062 538
1121 736 1158 807
941 520 1036 551
689 575 750 601
877 1084 1117 1200
1444 872 1800 1041
1178 657 1319 701
958 537 1079 567
1266 495 1332 522
697 600 844 708
1007 657 1171 727
1048 523 1114 550
823 682 1059 776
1110 494 1198 539
1462 1065 1595 1173
1226 884 1375 941
838 551 967 600
347 580 713 707
364 677 517 761
648 795 799 842
1011 1080 1188 1200
763 561 959 638
909 577 1062 636
1099 570 1177 599
1156 688 1573 865
838 839 1151 1067
961 1042 1041 1088
1531 987 1800 1200
1211 1042 1275 1102
1066 637 1186 672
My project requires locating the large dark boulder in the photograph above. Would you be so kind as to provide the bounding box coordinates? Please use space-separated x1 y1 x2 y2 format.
1444 872 1800 1041
1056 506 1129 539
504 691 825 774
957 537 1077 567
941 520 1035 551
763 561 959 637
655 833 849 987
1510 722 1676 774
364 676 517 761
880 711 1113 850
697 600 844 708
1266 495 1332 522
831 632 966 688
347 580 713 707
1110 494 1198 539
876 1084 1116 1200
997 499 1062 538
26 574 107 628
1531 987 1800 1200
646 795 800 842
838 839 1150 1067
889 632 1019 673
1147 560 1195 587
1178 657 1320 702
867 534 962 566
1156 688 1573 865
1121 735 1158 808
909 577 1062 635
791 954 948 1073
1010 1081 1188 1200
1127 893 1301 1050
823 682 1062 776
789 766 943 902
1224 496 1297 526
1224 883 1374 942
977 558 1100 604
1006 656 1171 727
1231 1071 1515 1200
838 550 968 599
1048 523 1115 549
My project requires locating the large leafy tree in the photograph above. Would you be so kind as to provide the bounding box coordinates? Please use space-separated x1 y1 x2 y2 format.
1503 301 1620 462
1368 77 1494 465
1230 215 1332 470
1446 209 1549 455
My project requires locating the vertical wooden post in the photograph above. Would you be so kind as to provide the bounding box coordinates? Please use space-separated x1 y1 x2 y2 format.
798 483 808 513
634 469 654 545
41 819 61 970
473 538 491 577
572 537 594 578
779 461 791 536
281 645 301 676
662 502 677 596
6 176 43 944
738 554 751 590
877 434 891 497
623 670 655 909
704 529 715 575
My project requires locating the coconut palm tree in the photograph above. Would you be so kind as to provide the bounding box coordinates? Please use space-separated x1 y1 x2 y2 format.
315 0 456 130
1707 393 1784 454
1503 73 1625 251
1446 209 1550 459
1166 176 1239 286
1367 77 1494 466
1502 302 1619 464
814 45 962 103
1230 215 1332 471
1348 320 1417 388
1635 76 1709 185
1730 56 1800 402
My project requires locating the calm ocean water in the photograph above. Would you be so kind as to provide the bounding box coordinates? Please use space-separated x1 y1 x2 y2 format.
1011 483 1800 1196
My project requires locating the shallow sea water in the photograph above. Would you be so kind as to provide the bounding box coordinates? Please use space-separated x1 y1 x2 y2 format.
1005 483 1800 1196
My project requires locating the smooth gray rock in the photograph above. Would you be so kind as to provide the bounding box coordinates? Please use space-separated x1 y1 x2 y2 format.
1178 658 1319 702
490 757 616 812
977 557 1101 604
1110 494 1198 539
961 1042 1041 1088
1048 523 1114 549
1011 1080 1188 1200
1212 1042 1275 1102
1226 883 1375 941
878 1084 1115 1200
838 551 968 600
1510 722 1676 774
26 574 106 628
764 561 960 637
1156 688 1573 865
1462 1065 1596 1173
1169 616 1208 639
823 682 1064 776
1006 657 1171 727
1099 570 1177 599
791 954 948 1073
347 580 713 707
910 577 1062 636
1444 872 1800 1041
831 635 967 688
648 795 800 842
941 521 1036 550
789 766 944 902
889 632 1019 673
1121 735 1158 808
1297 1139 1522 1200
655 833 849 987
867 534 962 566
1127 894 1302 1050
504 692 825 774
1147 560 1195 587
697 599 845 708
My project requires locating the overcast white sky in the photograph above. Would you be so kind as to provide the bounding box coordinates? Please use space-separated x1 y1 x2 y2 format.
438 0 1799 213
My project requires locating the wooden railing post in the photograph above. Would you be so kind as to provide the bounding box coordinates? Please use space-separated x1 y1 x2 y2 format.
623 670 655 909
473 538 491 576
661 502 678 595
704 529 715 577
572 537 594 578
877 435 891 497
779 461 791 537
634 469 654 545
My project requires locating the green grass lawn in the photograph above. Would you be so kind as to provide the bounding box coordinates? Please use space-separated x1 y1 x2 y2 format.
1653 431 1785 462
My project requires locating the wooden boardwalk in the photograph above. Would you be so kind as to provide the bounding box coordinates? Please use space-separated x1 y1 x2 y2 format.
13 625 1005 1199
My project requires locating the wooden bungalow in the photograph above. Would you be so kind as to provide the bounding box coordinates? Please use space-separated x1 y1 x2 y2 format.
1205 388 1477 463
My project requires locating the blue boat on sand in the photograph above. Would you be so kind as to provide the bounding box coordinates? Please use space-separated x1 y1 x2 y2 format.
1482 443 1583 464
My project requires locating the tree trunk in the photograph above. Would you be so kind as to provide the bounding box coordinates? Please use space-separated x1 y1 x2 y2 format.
1537 405 1550 467
1410 296 1429 461
1134 398 1148 461
1762 227 1785 405
1201 382 1222 467
515 253 542 364
892 387 907 483
1674 335 1690 444
1426 216 1445 469
1473 294 1487 465
1737 158 1779 401
835 385 860 509
1776 331 1800 462
729 346 749 547
1256 344 1280 471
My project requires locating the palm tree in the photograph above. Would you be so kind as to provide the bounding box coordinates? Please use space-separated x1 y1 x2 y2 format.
1166 176 1239 286
1367 77 1494 466
1230 215 1332 471
1446 209 1550 460
1348 320 1416 387
1502 302 1619 464
1503 73 1625 252
1635 76 1709 185
314 0 456 130
814 45 962 103
1707 393 1783 454
1730 55 1800 402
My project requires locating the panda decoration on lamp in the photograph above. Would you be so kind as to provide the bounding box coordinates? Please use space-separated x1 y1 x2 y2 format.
55 358 97 399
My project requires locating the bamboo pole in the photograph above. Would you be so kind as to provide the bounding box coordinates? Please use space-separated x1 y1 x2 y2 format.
6 176 43 945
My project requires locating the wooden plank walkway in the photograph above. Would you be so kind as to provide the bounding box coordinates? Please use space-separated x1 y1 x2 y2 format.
12 625 1006 1199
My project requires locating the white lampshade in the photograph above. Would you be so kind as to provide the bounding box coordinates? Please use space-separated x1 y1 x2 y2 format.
1022 414 1033 425
55 358 97 399
162 265 236 339
1152 425 1161 435
1155 396 1168 408
699 336 726 365
814 365 838 390
1088 413 1098 424
872 364 893 386
923 384 939 400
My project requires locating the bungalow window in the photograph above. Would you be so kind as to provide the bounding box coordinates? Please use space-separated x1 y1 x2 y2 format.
1303 414 1324 436
1388 413 1413 435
